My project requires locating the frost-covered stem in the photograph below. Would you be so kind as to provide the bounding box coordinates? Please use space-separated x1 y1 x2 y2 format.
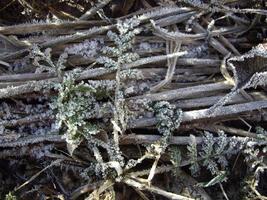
79 0 111 20
212 125 258 139
122 177 194 200
0 113 52 127
152 19 246 42
0 80 54 99
0 81 30 89
1 25 114 61
0 134 62 148
0 58 219 83
135 6 193 22
0 20 106 35
192 23 229 56
207 89 238 115
0 77 115 98
147 154 160 183
0 83 36 98
155 11 196 27
173 91 265 109
130 82 232 102
120 135 203 145
92 146 103 163
72 53 187 80
0 134 247 149
181 0 267 15
0 72 56 82
112 63 122 147
124 50 188 69
0 134 201 148
130 100 267 128
41 25 114 48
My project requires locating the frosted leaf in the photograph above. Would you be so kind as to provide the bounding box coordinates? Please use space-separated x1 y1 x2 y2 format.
187 131 242 176
209 44 267 114
30 45 66 74
117 17 140 35
154 101 183 137
64 39 104 59
228 44 267 89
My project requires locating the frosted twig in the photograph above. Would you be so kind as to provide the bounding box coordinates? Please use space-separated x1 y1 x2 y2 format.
152 20 246 42
192 23 230 55
41 26 114 48
124 50 188 69
130 82 231 102
150 38 181 92
0 20 106 35
0 134 62 148
79 0 111 20
0 25 114 61
130 100 267 128
122 177 194 200
0 80 54 99
15 159 63 191
155 11 196 27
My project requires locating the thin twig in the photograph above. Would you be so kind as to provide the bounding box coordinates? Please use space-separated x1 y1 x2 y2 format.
79 0 111 20
123 177 194 200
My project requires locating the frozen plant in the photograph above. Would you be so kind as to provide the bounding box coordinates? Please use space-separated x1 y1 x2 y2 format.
187 131 242 177
243 126 267 169
77 17 144 182
209 44 267 115
52 74 102 154
138 42 164 52
30 45 67 77
119 69 144 81
154 101 183 137
143 101 183 183
64 39 104 59
96 17 141 70
96 17 142 148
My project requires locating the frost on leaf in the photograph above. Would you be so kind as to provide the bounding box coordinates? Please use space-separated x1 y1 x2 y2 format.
30 45 67 76
53 74 101 155
64 39 104 59
228 44 267 90
209 44 267 114
188 131 241 177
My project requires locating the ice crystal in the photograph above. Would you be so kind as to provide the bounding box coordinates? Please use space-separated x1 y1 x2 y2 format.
52 74 102 154
64 39 104 59
30 45 67 76
209 44 267 114
188 131 242 176
154 101 183 137
96 18 140 70
243 127 267 170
